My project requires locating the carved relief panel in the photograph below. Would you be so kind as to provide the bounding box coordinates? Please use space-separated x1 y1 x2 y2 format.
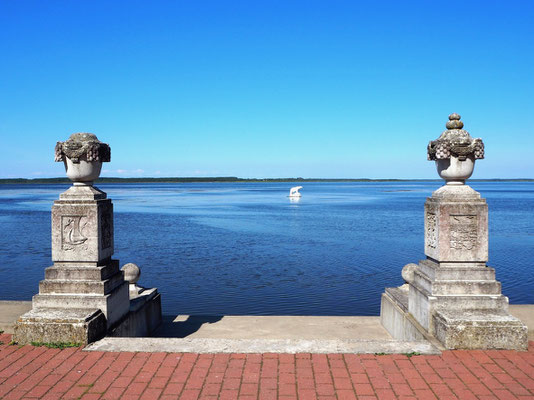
424 196 488 263
426 213 437 249
61 215 88 250
52 199 114 263
100 207 112 250
450 215 478 250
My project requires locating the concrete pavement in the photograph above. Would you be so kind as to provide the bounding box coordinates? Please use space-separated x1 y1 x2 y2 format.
2 301 533 353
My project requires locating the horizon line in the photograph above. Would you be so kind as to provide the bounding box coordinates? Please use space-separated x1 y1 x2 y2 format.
1 177 534 183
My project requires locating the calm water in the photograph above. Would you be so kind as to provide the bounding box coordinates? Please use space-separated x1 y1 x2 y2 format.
0 181 533 316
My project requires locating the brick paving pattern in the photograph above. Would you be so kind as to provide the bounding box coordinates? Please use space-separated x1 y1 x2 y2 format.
1 334 533 399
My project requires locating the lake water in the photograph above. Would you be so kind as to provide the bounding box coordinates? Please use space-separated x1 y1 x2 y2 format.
0 181 532 316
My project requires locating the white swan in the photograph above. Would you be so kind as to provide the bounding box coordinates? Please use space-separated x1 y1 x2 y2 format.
289 186 303 198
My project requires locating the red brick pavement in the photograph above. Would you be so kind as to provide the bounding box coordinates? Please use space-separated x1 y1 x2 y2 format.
1 334 533 399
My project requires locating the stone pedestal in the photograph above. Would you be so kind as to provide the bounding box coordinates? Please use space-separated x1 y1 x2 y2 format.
382 185 527 350
14 133 161 345
14 185 131 344
381 114 527 350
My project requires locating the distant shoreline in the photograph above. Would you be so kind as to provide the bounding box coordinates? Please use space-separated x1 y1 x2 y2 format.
1 177 533 184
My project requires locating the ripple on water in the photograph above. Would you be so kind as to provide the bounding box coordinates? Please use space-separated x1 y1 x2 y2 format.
1 181 533 315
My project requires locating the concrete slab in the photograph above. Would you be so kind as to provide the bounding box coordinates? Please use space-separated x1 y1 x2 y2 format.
0 301 32 333
85 314 440 354
1 301 532 351
510 305 534 340
85 337 441 354
153 315 393 340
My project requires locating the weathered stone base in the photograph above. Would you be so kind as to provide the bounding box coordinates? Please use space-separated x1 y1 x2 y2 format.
381 287 529 350
109 289 162 337
13 308 107 346
13 182 162 347
33 281 130 328
433 309 528 350
34 259 130 328
14 289 162 345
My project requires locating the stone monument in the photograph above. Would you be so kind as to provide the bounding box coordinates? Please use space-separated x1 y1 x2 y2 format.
381 114 528 350
14 133 161 345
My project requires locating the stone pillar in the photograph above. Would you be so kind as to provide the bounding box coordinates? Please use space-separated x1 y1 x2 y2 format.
14 133 160 345
381 114 528 350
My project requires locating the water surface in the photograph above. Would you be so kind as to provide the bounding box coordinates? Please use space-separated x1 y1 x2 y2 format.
0 181 532 315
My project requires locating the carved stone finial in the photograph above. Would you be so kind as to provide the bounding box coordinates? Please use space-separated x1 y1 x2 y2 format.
427 114 484 162
427 114 485 185
445 113 463 129
55 133 111 184
55 133 111 164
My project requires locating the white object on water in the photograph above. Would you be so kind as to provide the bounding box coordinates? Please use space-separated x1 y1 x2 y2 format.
289 186 303 198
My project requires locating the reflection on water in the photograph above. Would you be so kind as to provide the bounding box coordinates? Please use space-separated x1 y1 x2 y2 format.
0 181 533 315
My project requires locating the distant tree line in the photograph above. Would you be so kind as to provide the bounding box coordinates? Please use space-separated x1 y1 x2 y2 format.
0 177 532 184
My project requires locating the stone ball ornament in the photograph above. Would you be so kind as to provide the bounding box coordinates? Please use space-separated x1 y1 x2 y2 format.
55 133 111 184
427 114 484 185
401 263 418 284
121 263 141 285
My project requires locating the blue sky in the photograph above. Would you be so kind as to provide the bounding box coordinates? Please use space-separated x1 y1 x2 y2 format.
1 1 533 179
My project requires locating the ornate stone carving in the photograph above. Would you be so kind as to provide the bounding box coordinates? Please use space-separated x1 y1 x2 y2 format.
55 133 111 164
426 213 437 249
427 114 484 161
101 208 112 250
61 215 88 249
449 214 478 250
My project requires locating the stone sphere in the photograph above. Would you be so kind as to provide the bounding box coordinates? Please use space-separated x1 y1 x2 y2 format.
401 263 418 284
121 263 141 284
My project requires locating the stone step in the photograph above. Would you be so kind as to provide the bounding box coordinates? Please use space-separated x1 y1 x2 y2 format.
433 309 528 350
432 294 509 311
39 272 125 295
432 281 501 295
14 308 106 346
84 337 441 354
410 283 509 312
419 260 496 281
45 260 119 281
33 282 130 328
414 271 502 295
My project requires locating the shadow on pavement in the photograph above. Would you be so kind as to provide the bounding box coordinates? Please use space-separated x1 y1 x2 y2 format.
152 315 224 338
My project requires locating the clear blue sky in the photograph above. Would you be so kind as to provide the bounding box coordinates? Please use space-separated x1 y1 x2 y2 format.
1 1 533 179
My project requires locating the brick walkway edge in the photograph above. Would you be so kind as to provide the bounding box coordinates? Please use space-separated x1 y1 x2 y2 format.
1 334 533 400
